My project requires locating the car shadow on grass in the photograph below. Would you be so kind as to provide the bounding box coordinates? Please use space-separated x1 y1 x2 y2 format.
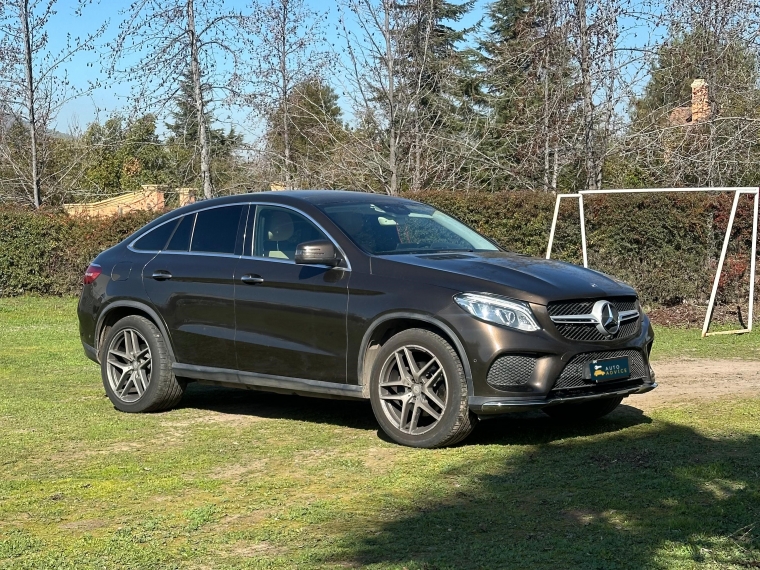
177 382 379 431
179 383 653 447
331 418 760 569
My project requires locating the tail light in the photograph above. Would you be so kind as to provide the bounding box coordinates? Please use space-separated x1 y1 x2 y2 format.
83 264 102 285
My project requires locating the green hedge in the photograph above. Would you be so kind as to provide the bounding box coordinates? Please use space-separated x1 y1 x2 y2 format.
0 208 159 296
1 191 757 306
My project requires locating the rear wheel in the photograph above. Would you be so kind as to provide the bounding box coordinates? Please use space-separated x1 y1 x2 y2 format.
369 329 475 448
543 396 623 421
100 315 185 413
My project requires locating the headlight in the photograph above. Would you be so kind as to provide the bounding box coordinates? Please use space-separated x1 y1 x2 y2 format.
454 293 540 332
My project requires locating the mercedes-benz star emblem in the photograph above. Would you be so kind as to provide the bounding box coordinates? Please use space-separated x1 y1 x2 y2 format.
591 300 620 336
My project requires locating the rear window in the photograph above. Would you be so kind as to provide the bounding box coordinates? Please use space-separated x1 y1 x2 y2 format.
190 205 245 254
132 218 180 251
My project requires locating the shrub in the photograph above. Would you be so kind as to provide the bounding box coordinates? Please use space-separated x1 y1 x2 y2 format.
0 191 756 306
0 207 160 296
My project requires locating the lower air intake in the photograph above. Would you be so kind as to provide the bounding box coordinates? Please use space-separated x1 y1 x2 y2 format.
486 355 536 389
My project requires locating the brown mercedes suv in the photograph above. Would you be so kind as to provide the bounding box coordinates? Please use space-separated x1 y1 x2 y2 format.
78 191 656 448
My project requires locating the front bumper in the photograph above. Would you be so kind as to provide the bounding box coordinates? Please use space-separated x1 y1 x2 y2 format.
82 342 98 364
470 378 656 414
437 302 656 412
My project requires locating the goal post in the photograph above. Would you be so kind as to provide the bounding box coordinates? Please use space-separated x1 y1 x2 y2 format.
545 187 760 338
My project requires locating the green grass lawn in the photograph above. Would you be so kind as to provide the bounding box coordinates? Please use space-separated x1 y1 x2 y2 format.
1 297 759 569
651 325 760 361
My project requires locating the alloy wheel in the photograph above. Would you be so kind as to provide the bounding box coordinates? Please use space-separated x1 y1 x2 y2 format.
106 328 152 403
378 345 449 435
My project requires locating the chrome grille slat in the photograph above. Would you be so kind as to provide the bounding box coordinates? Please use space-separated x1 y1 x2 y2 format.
547 297 640 342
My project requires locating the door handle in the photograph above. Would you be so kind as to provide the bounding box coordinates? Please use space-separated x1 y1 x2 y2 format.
241 274 264 285
151 270 172 281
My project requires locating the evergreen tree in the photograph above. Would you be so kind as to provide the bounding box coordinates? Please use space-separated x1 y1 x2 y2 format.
165 69 242 191
397 0 477 191
477 0 577 191
82 115 171 195
634 28 758 124
266 79 346 188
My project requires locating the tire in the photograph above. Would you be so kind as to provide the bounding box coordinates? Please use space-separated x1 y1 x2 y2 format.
369 329 475 448
543 396 623 422
100 315 185 413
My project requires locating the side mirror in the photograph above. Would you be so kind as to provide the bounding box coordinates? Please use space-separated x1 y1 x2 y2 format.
295 240 340 267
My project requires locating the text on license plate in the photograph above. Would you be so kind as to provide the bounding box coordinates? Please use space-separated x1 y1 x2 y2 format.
584 356 631 382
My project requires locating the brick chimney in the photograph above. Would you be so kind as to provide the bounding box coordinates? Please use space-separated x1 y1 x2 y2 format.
691 79 710 122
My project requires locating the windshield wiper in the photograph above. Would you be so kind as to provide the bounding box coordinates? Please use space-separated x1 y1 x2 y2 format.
375 248 475 256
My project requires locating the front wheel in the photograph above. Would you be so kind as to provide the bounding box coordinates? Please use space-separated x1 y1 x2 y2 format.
369 329 475 448
543 396 623 421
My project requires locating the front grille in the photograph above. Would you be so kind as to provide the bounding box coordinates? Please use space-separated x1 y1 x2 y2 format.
486 355 536 389
552 349 647 390
547 297 639 342
547 297 638 316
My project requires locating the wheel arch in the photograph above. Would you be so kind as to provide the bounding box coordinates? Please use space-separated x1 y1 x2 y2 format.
358 312 473 398
95 301 176 362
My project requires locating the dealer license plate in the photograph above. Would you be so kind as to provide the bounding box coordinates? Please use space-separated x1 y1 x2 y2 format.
584 356 631 382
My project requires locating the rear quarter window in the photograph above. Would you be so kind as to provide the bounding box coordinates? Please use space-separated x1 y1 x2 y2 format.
132 218 180 251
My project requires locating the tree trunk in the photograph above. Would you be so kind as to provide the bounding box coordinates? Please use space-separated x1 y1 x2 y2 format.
187 0 213 199
542 28 551 192
21 0 40 208
383 0 398 196
574 0 596 191
280 1 291 187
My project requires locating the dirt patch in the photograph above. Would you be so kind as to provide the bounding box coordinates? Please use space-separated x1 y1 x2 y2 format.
161 411 268 429
635 358 760 410
647 302 757 328
228 541 286 557
209 460 269 480
59 518 108 532
361 446 397 474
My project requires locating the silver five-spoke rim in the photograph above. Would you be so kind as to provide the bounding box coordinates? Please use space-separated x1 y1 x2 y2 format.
106 328 152 403
378 345 448 436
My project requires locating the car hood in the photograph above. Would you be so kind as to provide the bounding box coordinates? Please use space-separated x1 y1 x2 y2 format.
373 251 636 304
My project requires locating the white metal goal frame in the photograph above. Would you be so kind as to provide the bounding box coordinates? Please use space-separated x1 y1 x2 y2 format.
545 187 759 338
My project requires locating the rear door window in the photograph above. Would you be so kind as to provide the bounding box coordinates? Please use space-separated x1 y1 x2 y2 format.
191 205 246 255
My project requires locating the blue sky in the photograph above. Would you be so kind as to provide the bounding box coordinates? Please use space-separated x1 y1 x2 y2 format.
51 0 490 134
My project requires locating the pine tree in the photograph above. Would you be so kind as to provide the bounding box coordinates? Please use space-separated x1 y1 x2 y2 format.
397 0 477 191
265 79 346 188
477 0 577 191
165 69 242 191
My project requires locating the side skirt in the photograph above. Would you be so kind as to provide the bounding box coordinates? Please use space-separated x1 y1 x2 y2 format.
172 363 366 401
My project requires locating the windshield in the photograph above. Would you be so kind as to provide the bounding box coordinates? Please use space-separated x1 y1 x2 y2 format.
320 201 499 255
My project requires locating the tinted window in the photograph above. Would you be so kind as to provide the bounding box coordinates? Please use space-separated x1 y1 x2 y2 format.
133 218 180 251
166 214 195 252
191 206 245 254
253 207 327 260
321 201 498 255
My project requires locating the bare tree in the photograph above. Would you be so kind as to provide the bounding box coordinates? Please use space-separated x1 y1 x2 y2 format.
244 0 329 189
616 0 760 189
0 0 104 207
110 0 249 199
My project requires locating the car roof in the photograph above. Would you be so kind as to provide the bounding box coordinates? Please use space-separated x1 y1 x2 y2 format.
133 191 426 239
178 190 420 210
